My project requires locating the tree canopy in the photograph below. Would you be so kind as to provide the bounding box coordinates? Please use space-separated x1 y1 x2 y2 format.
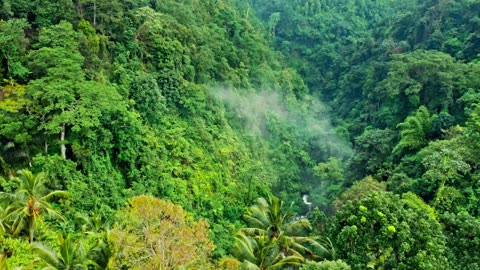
0 0 480 268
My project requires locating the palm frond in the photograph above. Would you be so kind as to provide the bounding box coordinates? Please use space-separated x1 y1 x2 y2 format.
260 243 281 267
241 260 261 270
233 232 258 263
267 255 304 270
284 218 311 234
0 192 16 203
241 227 265 236
39 201 65 222
8 206 28 235
42 190 69 202
233 196 332 269
87 240 111 269
243 214 268 229
32 242 63 269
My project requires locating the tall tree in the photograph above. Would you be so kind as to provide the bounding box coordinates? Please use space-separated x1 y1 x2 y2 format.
27 21 84 159
230 196 332 269
1 169 67 243
0 19 29 79
329 192 448 270
225 230 306 269
393 106 432 156
108 195 214 269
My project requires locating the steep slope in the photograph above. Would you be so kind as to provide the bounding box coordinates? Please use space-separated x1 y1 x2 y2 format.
0 0 347 256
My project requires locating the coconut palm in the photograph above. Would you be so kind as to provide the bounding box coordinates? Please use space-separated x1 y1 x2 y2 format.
242 196 333 261
227 230 305 270
74 212 111 269
86 237 111 270
243 196 307 238
0 169 68 242
32 234 98 270
74 212 108 235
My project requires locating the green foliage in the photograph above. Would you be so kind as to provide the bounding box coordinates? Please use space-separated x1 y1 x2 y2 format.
393 106 432 156
329 192 448 270
109 195 214 269
333 177 386 210
229 196 333 269
377 51 468 125
312 157 346 207
0 19 29 79
26 21 84 159
0 170 68 243
300 260 351 270
0 5 328 261
1 237 36 269
420 141 470 209
227 230 305 270
350 128 395 179
32 234 97 270
441 212 480 270
0 0 480 267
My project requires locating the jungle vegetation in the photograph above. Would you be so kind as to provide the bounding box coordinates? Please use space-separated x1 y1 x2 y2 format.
0 0 479 269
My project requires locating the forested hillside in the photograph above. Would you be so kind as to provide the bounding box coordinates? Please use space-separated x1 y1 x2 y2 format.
0 0 479 269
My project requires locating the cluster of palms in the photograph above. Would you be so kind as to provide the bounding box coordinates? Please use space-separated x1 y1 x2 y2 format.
1 171 333 269
0 169 108 269
225 196 334 269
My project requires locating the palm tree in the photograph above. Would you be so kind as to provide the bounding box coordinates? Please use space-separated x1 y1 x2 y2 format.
243 197 306 238
227 230 305 270
74 212 111 269
241 196 333 263
32 234 99 270
74 212 108 235
0 169 68 242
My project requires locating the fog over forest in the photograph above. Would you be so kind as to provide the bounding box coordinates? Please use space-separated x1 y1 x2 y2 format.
0 0 479 269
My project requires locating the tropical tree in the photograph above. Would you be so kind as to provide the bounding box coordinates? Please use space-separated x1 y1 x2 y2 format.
108 195 214 270
329 192 449 269
300 260 351 270
74 212 111 269
32 234 97 270
0 18 29 79
441 211 480 270
229 196 333 269
74 211 108 236
420 141 470 209
0 169 68 242
393 106 432 156
333 177 386 210
225 230 305 270
26 21 84 160
349 128 396 179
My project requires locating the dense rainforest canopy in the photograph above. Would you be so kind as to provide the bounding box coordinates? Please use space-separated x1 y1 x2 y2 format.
0 0 479 269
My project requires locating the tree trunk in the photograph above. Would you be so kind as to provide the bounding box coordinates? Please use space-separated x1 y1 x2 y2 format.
29 217 35 243
60 124 66 159
93 0 96 26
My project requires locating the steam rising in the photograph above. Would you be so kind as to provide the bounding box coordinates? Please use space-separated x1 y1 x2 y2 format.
213 88 352 159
